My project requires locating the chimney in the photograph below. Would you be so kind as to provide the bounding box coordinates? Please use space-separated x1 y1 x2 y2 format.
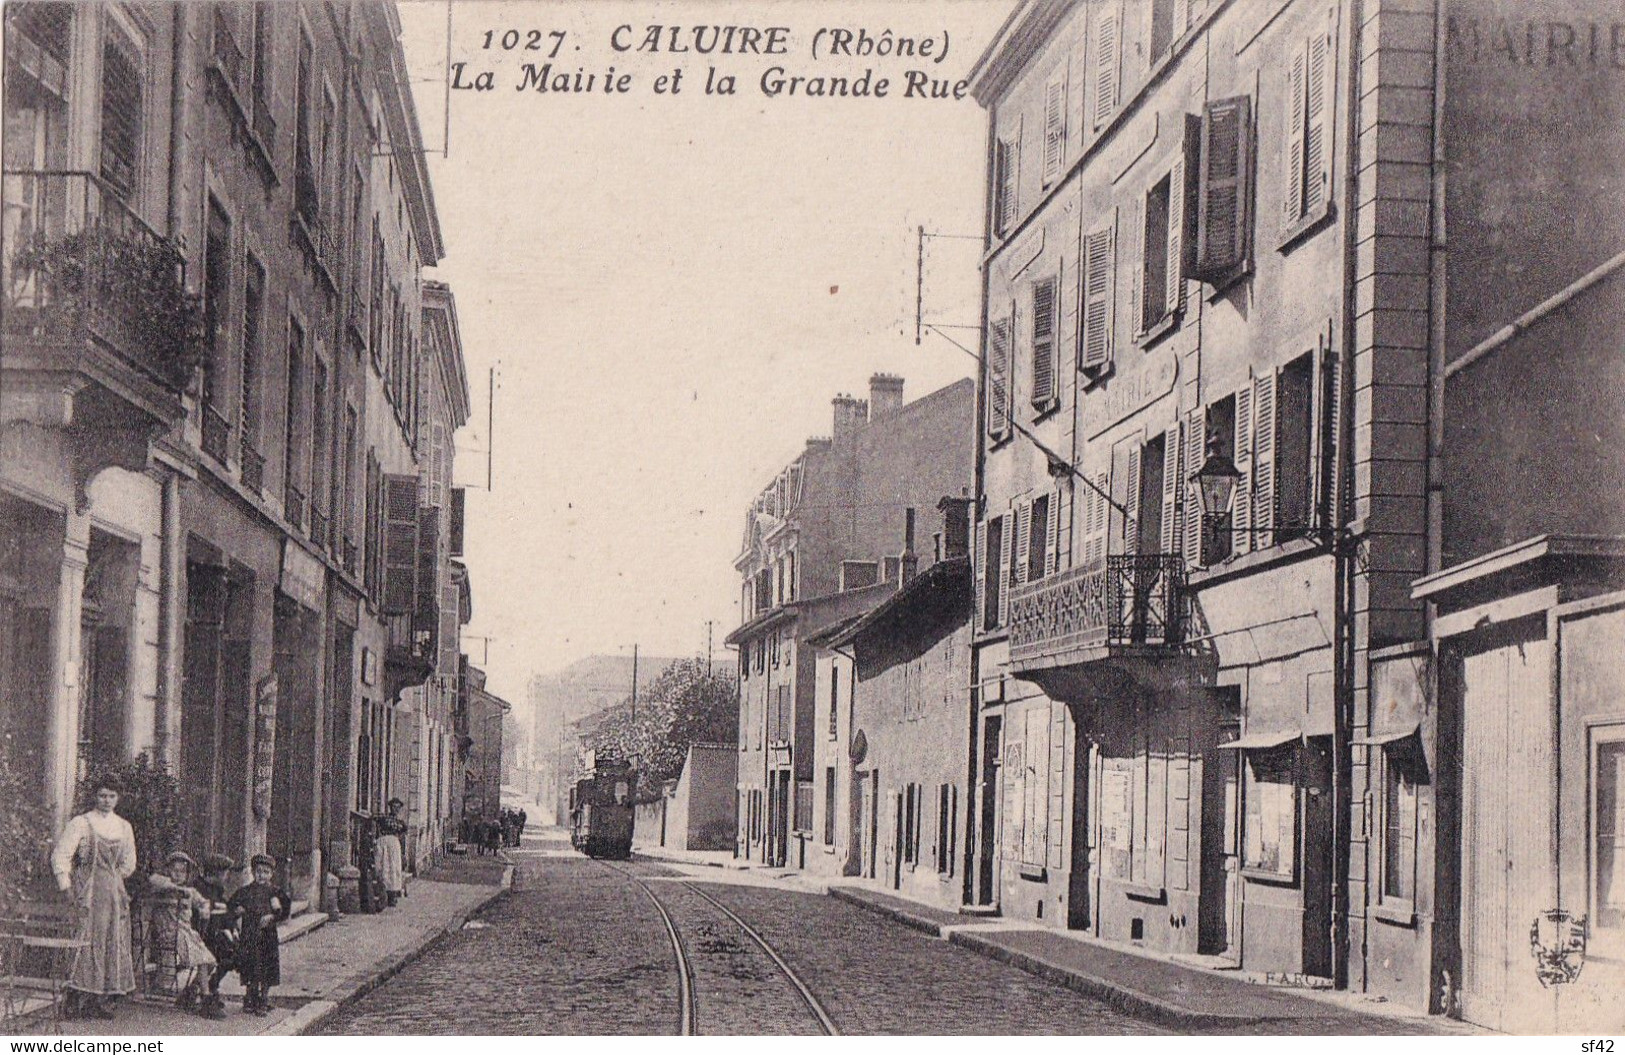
869 373 905 420
832 394 868 444
937 494 973 560
804 435 831 457
898 507 919 584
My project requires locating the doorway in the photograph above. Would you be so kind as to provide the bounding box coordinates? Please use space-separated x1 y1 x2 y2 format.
977 716 1002 906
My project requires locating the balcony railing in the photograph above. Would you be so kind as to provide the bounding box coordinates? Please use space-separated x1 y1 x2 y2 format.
1008 553 1185 668
284 482 305 531
241 440 265 492
3 170 199 394
201 404 231 462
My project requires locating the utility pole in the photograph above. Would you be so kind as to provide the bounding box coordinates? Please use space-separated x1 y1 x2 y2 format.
706 620 713 677
630 644 639 722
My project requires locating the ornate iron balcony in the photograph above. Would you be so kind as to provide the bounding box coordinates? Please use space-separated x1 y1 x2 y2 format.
1008 553 1186 669
2 170 200 396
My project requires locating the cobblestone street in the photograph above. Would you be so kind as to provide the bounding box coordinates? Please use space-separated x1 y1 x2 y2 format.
311 828 1439 1035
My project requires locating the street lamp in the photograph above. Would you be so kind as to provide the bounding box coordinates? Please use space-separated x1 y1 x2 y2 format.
1188 429 1243 521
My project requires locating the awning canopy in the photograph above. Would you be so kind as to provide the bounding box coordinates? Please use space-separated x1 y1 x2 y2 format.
1216 729 1299 751
1353 722 1421 747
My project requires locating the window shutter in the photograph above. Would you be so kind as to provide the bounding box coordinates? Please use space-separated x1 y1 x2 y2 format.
1080 220 1116 372
1305 31 1331 219
998 514 1013 627
1093 4 1120 130
1084 473 1109 566
1014 500 1032 586
1234 384 1255 556
1284 43 1307 224
1130 194 1146 337
1319 343 1344 533
381 474 419 614
1058 480 1075 572
1124 444 1143 555
1196 96 1251 279
1166 153 1188 316
987 316 1013 439
1046 487 1061 576
1031 276 1057 407
1042 75 1066 186
448 487 466 557
414 506 440 652
1160 422 1183 555
975 517 988 628
1174 0 1191 37
1183 408 1206 567
1252 371 1278 547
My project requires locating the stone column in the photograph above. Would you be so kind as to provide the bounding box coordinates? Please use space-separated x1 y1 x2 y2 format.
46 532 89 827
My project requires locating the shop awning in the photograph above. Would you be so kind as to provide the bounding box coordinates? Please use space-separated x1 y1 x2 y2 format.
1353 722 1421 746
1216 729 1300 750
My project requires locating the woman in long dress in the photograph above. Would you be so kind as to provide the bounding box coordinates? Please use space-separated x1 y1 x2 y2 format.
375 798 406 907
50 775 137 1019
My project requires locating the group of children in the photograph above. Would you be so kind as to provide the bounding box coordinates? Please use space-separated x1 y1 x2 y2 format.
147 850 291 1018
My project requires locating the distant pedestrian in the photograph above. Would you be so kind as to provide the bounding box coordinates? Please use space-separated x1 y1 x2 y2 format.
376 799 407 907
227 854 291 1016
482 816 501 855
517 809 528 843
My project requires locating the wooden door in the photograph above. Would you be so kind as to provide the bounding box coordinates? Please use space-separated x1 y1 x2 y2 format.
1460 632 1555 1033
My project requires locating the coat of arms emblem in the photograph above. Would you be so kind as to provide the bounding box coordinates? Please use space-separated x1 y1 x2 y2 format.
1530 909 1588 987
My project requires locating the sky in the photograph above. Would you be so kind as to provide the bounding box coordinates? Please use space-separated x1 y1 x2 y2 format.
397 1 1012 704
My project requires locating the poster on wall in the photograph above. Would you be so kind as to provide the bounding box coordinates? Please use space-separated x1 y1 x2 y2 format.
253 674 278 820
1101 762 1134 882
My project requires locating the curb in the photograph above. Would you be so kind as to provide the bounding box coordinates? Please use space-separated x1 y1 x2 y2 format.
827 886 951 939
265 874 513 1036
945 929 1275 1031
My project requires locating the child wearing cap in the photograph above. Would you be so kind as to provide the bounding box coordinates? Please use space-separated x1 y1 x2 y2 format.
226 854 290 1016
145 852 222 1018
191 853 237 1017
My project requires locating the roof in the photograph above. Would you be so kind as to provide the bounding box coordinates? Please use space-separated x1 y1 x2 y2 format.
723 604 798 647
826 558 972 649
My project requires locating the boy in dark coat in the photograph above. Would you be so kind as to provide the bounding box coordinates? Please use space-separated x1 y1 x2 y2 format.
191 853 237 1017
227 854 291 1015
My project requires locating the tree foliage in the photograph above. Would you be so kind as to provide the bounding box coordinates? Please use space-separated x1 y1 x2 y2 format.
586 658 737 800
0 738 54 905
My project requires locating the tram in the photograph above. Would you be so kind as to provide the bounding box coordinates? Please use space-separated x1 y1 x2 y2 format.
569 757 636 859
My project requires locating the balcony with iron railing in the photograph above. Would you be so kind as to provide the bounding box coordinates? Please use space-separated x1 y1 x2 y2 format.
1007 553 1186 671
2 170 200 417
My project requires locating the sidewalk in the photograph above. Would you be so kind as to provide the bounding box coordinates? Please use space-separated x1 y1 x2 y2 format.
825 882 1483 1035
11 854 510 1037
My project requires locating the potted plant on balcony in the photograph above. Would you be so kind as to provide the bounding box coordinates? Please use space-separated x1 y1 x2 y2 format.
8 223 205 392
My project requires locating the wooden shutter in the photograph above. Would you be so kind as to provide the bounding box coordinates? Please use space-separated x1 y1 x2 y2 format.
1124 444 1143 555
1305 31 1331 219
1174 0 1191 37
1058 480 1076 572
1284 43 1307 224
1252 371 1278 547
987 315 1013 438
1093 4 1120 130
1234 383 1255 556
1319 342 1344 532
1032 276 1057 407
995 138 1016 236
1042 75 1066 186
998 513 1013 627
1045 488 1061 576
1080 221 1116 372
1014 500 1032 586
381 473 419 614
414 506 440 652
1084 473 1109 566
1160 422 1183 556
448 486 466 556
1183 408 1206 567
975 517 988 628
1130 194 1146 337
1196 96 1251 279
1166 152 1188 316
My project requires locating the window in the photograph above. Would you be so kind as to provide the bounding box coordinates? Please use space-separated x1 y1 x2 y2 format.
240 256 265 450
828 665 839 739
993 135 1018 237
1079 221 1116 376
1136 434 1166 555
824 767 836 845
986 315 1013 440
1193 96 1252 284
1149 0 1178 61
1028 493 1050 581
982 515 1005 631
1243 745 1297 879
363 453 380 594
1138 145 1191 338
773 685 791 742
1282 26 1334 237
201 199 232 413
99 31 142 201
795 781 813 833
1092 3 1120 130
754 568 771 614
936 783 957 876
771 631 780 669
1381 745 1418 903
1275 353 1315 540
294 31 316 222
1030 276 1058 409
1591 730 1625 956
1041 76 1066 187
902 783 919 865
284 320 307 497
249 3 273 140
1202 395 1236 564
311 358 330 526
754 637 765 674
